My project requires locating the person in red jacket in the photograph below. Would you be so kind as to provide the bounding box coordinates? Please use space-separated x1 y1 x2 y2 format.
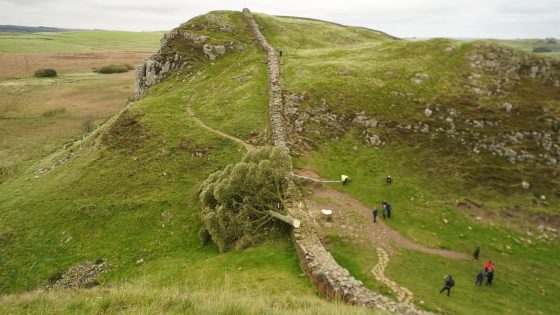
484 260 494 272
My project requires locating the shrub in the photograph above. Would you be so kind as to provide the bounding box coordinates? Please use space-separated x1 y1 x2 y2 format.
41 107 66 117
81 116 95 132
533 47 552 53
94 64 134 74
34 68 57 77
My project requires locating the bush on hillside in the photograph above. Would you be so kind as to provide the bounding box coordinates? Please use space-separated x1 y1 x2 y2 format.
34 68 57 77
41 107 66 117
533 47 552 53
198 146 293 252
94 64 134 74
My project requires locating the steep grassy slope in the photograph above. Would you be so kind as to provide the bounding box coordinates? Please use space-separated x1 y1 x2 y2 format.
0 30 157 184
0 11 380 314
256 13 560 315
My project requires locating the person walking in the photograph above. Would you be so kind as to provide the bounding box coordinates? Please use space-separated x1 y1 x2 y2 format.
386 202 392 219
386 175 392 184
475 270 484 286
486 270 494 286
382 201 388 219
372 207 378 223
473 246 480 260
439 274 455 296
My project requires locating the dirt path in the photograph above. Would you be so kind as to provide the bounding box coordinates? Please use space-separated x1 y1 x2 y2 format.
186 105 254 152
299 169 469 260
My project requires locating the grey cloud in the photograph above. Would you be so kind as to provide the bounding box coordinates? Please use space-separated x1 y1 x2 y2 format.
0 0 558 38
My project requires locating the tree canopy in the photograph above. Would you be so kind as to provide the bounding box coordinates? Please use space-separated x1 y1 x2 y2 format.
199 146 293 252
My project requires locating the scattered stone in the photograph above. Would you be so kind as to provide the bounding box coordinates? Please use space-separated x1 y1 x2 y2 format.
521 181 530 189
47 261 105 289
424 108 432 117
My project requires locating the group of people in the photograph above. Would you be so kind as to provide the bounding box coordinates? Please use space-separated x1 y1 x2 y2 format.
440 247 496 297
372 201 392 222
371 176 393 223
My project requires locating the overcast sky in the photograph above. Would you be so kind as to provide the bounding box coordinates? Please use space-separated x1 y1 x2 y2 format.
1 0 559 39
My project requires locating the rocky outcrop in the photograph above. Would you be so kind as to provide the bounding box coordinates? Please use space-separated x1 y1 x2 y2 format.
466 43 560 95
135 27 228 100
242 8 287 148
46 261 105 289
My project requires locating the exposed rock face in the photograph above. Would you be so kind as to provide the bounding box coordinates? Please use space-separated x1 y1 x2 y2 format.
284 92 384 150
47 261 106 289
135 26 229 100
466 44 560 95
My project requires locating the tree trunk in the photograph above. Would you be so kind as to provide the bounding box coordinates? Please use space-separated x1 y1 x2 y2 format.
266 210 301 228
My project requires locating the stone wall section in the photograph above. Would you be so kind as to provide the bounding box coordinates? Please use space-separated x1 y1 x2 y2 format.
242 8 287 148
243 8 433 314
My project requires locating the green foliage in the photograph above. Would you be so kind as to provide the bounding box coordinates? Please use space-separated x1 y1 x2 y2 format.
94 64 134 74
34 68 57 77
533 47 553 53
199 146 292 252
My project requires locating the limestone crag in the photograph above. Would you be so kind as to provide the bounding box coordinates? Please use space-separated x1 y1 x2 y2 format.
135 27 228 99
242 8 287 148
466 43 560 95
284 92 384 150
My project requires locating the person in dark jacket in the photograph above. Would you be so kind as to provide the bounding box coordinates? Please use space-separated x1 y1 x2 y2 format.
386 202 392 219
381 201 388 219
372 207 378 223
439 274 455 296
386 175 392 184
475 270 484 286
473 246 480 260
486 270 494 286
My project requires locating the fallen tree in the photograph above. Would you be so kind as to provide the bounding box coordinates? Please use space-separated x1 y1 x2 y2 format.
198 146 299 252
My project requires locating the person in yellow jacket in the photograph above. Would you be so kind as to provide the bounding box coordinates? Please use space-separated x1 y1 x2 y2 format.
341 175 349 185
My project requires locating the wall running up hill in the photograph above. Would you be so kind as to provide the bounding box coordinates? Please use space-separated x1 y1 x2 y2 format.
242 8 432 315
242 9 287 148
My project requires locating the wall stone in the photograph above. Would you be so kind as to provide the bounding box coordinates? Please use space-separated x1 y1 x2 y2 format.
242 8 287 149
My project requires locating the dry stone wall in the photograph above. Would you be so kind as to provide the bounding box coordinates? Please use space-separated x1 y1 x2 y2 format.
242 8 287 148
243 8 433 314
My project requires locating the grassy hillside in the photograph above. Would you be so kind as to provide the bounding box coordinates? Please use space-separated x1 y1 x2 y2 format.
0 31 162 53
0 29 158 184
256 13 560 315
1 9 559 315
0 11 380 314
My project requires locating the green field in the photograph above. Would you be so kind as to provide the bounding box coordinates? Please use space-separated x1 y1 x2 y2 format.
0 31 162 53
1 9 559 315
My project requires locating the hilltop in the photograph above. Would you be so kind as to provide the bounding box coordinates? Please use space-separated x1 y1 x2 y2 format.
1 9 559 315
